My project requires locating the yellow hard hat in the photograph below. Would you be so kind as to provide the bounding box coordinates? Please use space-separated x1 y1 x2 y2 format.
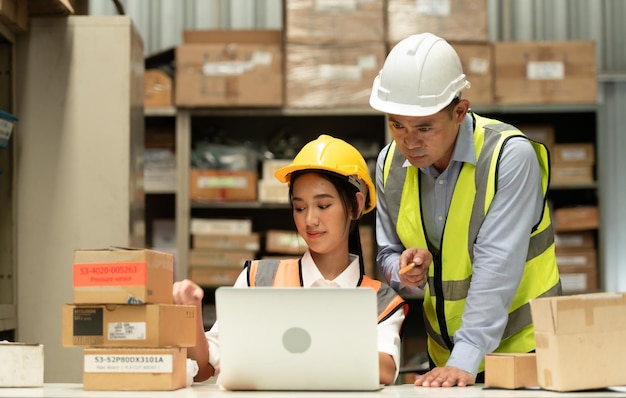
274 134 376 214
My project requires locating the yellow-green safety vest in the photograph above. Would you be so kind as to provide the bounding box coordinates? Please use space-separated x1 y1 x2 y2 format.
382 113 561 372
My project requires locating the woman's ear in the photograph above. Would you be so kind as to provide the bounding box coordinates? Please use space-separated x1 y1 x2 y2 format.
353 192 366 220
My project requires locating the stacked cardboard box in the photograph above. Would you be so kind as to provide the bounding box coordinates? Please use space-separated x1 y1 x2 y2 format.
188 218 256 287
64 247 196 391
258 158 292 203
284 0 386 108
175 30 283 107
493 40 597 105
551 143 595 186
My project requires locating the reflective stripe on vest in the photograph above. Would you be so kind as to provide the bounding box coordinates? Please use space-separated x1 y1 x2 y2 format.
382 113 561 370
247 259 407 324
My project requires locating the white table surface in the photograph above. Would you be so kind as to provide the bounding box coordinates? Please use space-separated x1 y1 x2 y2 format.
1 384 625 397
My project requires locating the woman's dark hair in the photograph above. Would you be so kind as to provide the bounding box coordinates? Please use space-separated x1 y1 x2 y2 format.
288 170 366 274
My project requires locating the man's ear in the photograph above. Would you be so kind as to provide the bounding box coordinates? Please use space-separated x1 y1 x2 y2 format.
455 99 470 122
353 192 366 219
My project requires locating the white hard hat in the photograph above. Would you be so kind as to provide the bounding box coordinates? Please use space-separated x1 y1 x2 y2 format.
369 33 470 117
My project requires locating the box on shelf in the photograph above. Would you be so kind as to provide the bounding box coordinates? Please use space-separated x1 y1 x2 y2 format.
193 233 260 251
258 180 290 203
551 165 594 186
189 266 242 287
494 40 597 105
144 69 173 107
450 42 493 105
265 230 307 255
557 264 597 294
261 159 294 180
82 347 187 391
552 143 595 165
0 0 28 33
190 218 252 235
72 248 174 305
386 0 488 44
518 125 555 148
0 109 18 148
285 0 384 43
175 30 283 107
530 292 626 391
554 231 595 249
62 304 196 348
190 169 257 202
553 206 599 232
484 353 538 389
0 342 43 387
285 41 386 108
189 249 253 268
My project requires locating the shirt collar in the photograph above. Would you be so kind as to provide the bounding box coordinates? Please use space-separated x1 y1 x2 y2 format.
301 249 361 288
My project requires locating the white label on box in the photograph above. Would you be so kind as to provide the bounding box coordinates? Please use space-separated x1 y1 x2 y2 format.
108 322 146 340
319 64 362 81
527 61 565 80
251 51 272 66
561 148 588 161
555 235 584 246
84 354 173 373
202 61 254 76
468 57 489 75
198 175 247 189
560 274 587 292
357 55 378 70
315 0 357 11
416 0 450 16
556 255 587 266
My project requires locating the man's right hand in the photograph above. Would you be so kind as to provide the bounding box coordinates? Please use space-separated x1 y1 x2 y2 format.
398 248 432 288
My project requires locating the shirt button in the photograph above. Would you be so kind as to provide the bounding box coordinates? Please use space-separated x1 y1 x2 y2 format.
438 179 445 185
438 215 443 221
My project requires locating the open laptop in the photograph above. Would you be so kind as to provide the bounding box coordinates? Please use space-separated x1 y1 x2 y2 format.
214 286 382 391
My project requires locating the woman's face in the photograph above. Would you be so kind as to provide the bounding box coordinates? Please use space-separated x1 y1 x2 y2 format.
290 173 352 258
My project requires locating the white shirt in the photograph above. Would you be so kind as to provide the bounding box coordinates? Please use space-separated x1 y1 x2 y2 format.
205 249 405 381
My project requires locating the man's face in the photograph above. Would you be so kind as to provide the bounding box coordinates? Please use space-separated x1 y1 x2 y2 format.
387 100 468 172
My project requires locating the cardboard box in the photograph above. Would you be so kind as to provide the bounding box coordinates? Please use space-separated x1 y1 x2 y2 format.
175 30 282 107
285 0 384 43
190 169 258 202
0 342 43 387
553 206 599 232
552 143 595 165
554 232 595 249
83 347 187 391
557 264 597 293
285 42 386 107
518 125 555 148
494 41 597 105
190 218 252 235
451 42 493 105
189 249 253 268
265 230 307 254
144 69 173 107
484 353 538 389
73 248 174 305
551 165 594 186
62 304 196 348
0 0 28 33
258 180 290 203
530 292 626 391
188 266 242 287
193 233 260 251
387 0 488 43
261 159 293 180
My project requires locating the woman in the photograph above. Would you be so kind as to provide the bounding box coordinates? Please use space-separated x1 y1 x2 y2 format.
173 134 411 385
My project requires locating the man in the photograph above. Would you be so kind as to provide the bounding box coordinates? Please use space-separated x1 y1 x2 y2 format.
369 33 561 387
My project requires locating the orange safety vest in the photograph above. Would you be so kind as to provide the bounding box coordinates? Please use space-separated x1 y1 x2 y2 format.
246 259 408 324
